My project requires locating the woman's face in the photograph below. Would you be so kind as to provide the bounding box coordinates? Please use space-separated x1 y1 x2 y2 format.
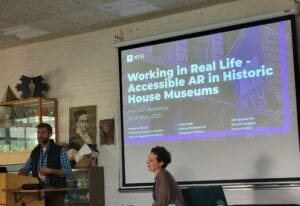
147 152 163 173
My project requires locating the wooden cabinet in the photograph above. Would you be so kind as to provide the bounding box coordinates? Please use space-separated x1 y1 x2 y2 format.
0 97 58 165
65 167 105 206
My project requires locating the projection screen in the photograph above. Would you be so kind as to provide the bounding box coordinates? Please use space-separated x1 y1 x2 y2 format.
118 15 300 188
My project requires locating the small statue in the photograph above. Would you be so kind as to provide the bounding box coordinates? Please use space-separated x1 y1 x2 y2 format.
15 75 49 98
1 85 18 102
29 79 35 97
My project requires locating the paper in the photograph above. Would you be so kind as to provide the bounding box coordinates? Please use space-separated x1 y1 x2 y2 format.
79 143 91 156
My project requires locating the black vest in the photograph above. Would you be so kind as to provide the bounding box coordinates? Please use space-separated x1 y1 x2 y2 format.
30 139 67 188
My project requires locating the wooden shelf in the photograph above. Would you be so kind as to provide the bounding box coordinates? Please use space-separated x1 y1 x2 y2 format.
0 97 57 106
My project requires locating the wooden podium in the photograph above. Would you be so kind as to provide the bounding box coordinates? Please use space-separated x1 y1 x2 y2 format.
0 173 44 206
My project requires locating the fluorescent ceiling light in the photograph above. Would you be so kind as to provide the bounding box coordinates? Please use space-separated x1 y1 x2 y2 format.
1 25 50 40
97 0 160 17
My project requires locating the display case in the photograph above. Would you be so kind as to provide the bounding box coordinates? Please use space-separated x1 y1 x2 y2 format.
65 167 104 206
0 97 58 165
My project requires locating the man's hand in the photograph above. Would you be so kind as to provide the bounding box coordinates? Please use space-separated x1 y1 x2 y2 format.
38 173 46 182
39 167 52 176
39 167 64 177
18 170 27 176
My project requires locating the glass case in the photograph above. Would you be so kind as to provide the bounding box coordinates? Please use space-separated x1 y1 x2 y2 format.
0 97 58 153
65 167 105 206
66 168 89 205
65 167 104 206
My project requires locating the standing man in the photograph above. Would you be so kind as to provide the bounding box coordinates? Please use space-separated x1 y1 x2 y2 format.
19 123 72 206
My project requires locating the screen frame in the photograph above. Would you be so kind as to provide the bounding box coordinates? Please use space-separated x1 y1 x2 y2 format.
118 14 300 188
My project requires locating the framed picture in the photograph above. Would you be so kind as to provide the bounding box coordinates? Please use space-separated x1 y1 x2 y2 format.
69 105 97 150
100 119 114 145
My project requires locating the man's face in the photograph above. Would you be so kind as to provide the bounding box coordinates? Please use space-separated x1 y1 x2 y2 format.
77 114 89 133
37 127 51 145
102 123 110 133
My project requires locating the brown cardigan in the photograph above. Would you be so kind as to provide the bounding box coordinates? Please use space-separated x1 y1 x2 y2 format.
153 169 185 206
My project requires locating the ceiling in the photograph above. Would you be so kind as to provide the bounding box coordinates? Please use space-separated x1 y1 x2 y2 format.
0 0 235 50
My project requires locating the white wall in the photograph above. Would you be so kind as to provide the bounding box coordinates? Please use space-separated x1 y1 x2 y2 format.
0 0 298 205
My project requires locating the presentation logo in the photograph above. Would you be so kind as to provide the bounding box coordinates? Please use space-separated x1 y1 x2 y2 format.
126 53 144 63
127 55 134 63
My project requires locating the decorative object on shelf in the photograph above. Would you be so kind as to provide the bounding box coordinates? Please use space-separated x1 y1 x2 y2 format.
1 85 18 102
67 142 99 168
67 147 89 168
90 150 99 167
100 119 115 145
15 75 49 98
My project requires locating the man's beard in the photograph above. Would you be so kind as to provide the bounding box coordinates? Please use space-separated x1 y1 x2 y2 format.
41 139 49 145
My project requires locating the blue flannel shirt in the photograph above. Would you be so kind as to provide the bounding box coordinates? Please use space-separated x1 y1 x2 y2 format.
21 147 72 185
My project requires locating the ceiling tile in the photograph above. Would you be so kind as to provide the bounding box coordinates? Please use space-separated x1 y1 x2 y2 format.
149 0 208 9
31 17 82 33
42 0 89 16
208 0 236 4
98 0 161 17
0 0 237 50
6 0 89 16
72 0 118 7
3 0 49 12
0 19 14 30
62 8 122 26
117 3 160 17
1 25 50 40
100 0 148 11
0 1 49 24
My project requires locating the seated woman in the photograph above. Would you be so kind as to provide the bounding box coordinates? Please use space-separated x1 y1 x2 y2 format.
147 146 185 206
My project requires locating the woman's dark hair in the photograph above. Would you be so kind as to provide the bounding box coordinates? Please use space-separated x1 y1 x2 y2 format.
151 146 171 168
